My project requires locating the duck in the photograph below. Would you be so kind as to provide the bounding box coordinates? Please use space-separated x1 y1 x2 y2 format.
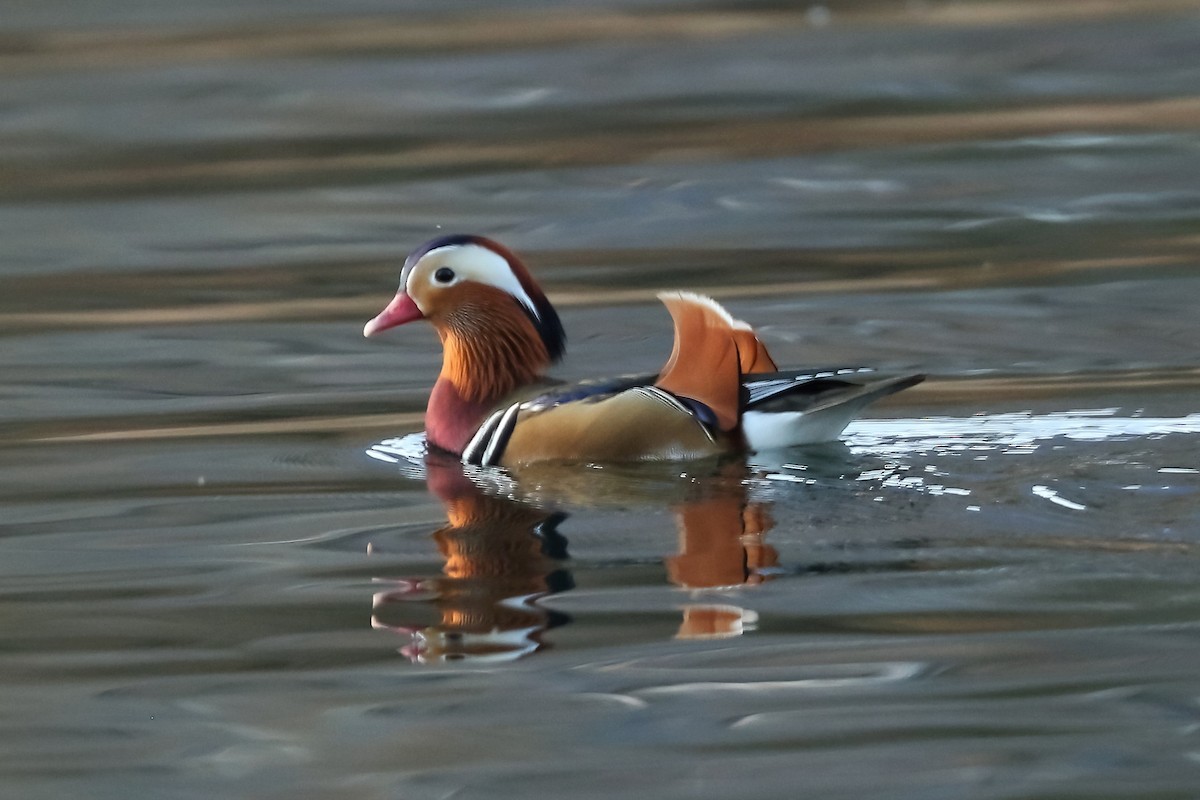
364 234 922 467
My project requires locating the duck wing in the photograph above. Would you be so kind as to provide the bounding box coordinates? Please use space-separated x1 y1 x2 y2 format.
742 370 924 449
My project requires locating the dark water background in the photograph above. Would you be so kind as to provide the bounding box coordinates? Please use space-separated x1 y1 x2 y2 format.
3 2 1200 798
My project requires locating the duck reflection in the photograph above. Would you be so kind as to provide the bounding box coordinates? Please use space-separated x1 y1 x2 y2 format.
371 453 776 663
371 453 572 663
667 490 778 640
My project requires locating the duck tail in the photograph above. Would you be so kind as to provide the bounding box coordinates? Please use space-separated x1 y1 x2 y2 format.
655 292 776 431
729 317 778 375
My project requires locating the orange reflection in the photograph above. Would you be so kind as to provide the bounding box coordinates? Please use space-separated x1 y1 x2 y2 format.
666 466 778 640
371 455 571 663
371 456 777 662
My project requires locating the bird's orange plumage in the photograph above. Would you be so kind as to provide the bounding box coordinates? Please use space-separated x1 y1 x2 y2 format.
364 235 923 464
655 292 777 432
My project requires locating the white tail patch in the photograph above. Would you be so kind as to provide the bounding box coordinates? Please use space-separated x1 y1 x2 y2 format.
656 291 738 327
656 290 758 335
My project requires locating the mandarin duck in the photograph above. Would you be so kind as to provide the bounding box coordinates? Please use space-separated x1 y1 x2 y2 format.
364 234 922 466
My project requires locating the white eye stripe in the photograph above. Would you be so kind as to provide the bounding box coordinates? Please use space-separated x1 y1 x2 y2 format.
415 244 541 320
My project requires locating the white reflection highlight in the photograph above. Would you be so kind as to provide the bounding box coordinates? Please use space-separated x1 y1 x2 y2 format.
1032 484 1087 511
843 409 1200 458
367 433 427 479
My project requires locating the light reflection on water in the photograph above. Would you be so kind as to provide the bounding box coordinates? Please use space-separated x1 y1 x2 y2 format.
365 448 781 662
845 407 1200 451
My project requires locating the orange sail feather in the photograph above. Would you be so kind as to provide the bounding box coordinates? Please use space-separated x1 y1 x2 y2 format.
654 292 751 432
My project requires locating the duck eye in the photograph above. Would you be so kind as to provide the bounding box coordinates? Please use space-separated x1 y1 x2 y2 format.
434 267 455 284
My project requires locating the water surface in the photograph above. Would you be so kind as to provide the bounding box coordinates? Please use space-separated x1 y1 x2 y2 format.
2 2 1199 798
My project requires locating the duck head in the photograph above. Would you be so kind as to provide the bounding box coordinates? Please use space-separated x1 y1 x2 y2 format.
365 234 566 454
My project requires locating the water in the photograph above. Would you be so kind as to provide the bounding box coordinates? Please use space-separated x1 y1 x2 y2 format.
3 2 1200 798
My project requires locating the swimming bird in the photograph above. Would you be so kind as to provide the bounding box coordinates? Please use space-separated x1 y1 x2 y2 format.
364 234 922 466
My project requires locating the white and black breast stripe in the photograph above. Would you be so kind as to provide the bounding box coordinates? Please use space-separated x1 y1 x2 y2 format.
461 402 522 467
463 384 722 465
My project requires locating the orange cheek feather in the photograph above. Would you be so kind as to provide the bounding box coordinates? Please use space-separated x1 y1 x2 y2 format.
433 284 551 399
